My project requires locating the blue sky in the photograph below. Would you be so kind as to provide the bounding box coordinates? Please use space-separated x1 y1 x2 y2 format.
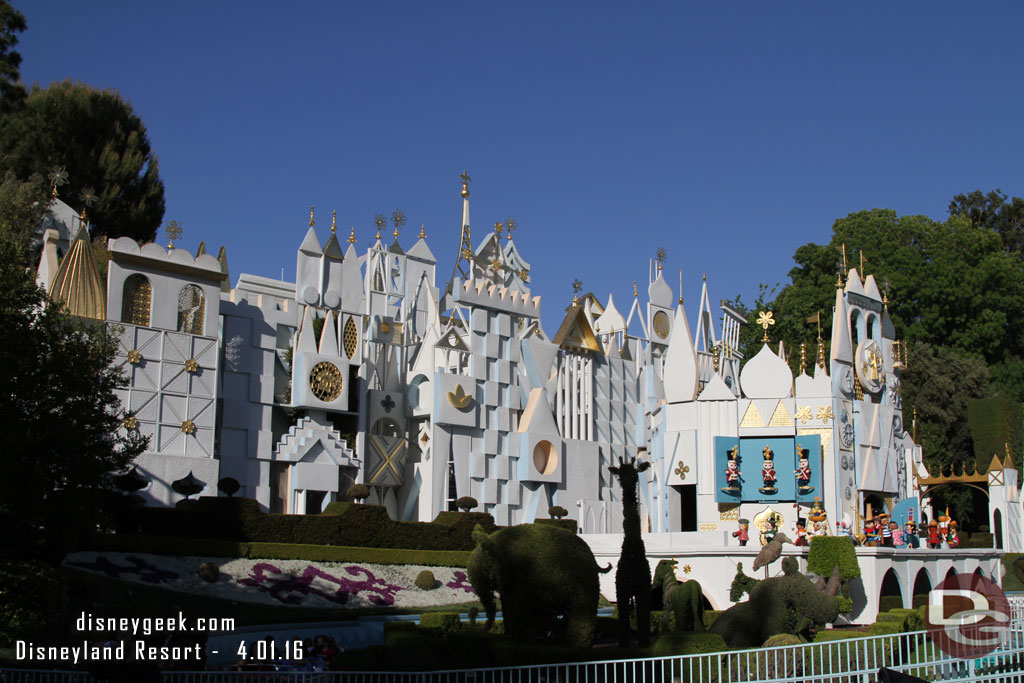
17 2 1024 333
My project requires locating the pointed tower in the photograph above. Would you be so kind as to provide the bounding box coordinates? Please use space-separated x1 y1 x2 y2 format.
446 170 474 294
296 207 322 306
321 211 345 310
48 220 106 321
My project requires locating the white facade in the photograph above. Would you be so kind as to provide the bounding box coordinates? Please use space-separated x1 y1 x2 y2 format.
34 185 1024 579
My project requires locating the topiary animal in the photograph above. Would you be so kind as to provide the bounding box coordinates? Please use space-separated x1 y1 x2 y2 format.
468 523 611 647
710 568 840 648
609 456 653 647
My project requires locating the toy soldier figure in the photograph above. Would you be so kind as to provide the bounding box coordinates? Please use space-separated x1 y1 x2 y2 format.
759 445 777 494
794 450 814 494
722 446 742 494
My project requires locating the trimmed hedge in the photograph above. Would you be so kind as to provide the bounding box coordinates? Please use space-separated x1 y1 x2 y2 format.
86 533 472 567
1003 553 1024 591
650 632 728 656
116 497 497 552
807 536 860 612
878 595 904 613
419 612 462 635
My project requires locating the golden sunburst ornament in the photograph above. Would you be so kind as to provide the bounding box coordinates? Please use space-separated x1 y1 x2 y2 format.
683 564 692 574
756 310 775 342
122 415 138 430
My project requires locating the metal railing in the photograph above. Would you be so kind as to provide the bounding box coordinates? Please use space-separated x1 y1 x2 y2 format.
4 602 1023 683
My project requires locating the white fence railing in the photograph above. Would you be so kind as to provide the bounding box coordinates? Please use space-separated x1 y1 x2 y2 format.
3 600 1023 683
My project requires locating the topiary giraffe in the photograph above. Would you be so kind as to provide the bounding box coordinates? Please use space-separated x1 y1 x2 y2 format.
609 456 652 647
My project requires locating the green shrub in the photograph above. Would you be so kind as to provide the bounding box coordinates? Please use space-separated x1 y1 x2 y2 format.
651 632 727 656
868 621 901 636
548 505 569 519
878 595 904 613
381 630 439 671
419 612 462 635
415 570 437 590
814 629 864 642
807 536 859 614
900 608 925 633
912 593 929 609
0 561 66 647
123 496 499 551
1003 553 1024 591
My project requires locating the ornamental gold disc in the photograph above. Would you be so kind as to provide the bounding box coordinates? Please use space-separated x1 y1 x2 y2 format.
309 361 343 401
653 310 670 339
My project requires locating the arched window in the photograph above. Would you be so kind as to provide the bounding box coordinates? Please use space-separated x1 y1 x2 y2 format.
121 274 152 326
177 284 205 335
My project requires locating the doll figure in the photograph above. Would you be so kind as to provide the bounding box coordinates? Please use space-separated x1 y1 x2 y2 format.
732 518 750 546
948 521 960 549
794 519 808 546
890 522 903 548
904 521 920 549
837 514 857 544
927 520 940 549
879 514 893 547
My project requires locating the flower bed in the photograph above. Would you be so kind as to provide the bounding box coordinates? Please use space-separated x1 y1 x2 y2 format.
64 551 475 609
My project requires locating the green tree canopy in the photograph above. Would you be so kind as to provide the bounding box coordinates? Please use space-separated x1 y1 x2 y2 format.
0 80 166 243
0 0 26 113
0 227 147 558
734 207 1024 402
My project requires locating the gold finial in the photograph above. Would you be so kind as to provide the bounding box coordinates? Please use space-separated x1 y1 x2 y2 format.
656 246 667 272
756 310 775 343
633 280 638 298
494 221 504 236
800 342 807 375
309 206 315 227
79 208 87 223
505 217 517 241
678 268 683 305
459 170 471 198
165 220 183 250
419 224 426 239
841 243 848 273
373 213 386 240
572 278 583 304
912 406 918 442
713 344 720 373
331 210 337 233
859 249 865 275
348 227 357 244
702 272 706 281
817 337 826 369
391 209 406 239
48 165 68 198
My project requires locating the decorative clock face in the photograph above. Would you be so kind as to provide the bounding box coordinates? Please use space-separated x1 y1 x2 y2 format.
855 339 885 394
309 361 343 401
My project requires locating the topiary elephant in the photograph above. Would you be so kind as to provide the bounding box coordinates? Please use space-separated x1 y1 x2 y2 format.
468 523 611 647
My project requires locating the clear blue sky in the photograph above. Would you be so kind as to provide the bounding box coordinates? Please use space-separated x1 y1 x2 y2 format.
17 2 1024 333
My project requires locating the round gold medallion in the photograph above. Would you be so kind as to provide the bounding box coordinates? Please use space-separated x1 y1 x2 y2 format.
653 310 671 339
309 361 343 401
